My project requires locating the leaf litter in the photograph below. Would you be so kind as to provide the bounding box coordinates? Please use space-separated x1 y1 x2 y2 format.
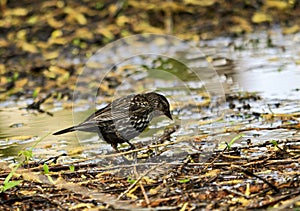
0 0 300 210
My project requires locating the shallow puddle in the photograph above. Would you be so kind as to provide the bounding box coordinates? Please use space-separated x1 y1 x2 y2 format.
0 32 299 168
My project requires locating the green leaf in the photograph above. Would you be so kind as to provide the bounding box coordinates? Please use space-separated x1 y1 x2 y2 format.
1 163 23 193
69 165 75 172
13 72 19 81
270 140 278 146
43 163 49 174
1 133 52 193
32 88 40 98
127 177 136 184
19 149 33 162
72 38 81 46
179 178 190 183
4 163 21 185
227 134 245 149
2 180 22 192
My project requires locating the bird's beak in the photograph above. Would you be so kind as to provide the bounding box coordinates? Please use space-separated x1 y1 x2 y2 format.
165 110 173 120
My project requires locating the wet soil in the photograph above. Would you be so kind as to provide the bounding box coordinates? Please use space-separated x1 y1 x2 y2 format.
0 0 300 210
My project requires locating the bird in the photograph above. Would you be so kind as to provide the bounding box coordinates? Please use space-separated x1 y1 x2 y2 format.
53 92 172 151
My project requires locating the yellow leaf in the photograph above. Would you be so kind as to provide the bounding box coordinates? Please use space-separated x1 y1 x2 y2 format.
75 28 94 40
134 22 165 33
252 12 272 23
128 1 156 9
116 16 130 27
36 41 49 49
184 0 216 6
218 180 245 185
231 16 253 33
19 190 37 195
47 16 64 28
160 2 187 11
57 72 70 85
51 30 63 38
15 78 28 88
64 7 87 25
0 64 5 74
49 66 68 74
75 13 87 25
21 172 42 183
6 8 28 16
142 176 157 184
96 28 115 40
41 1 62 9
180 202 189 211
43 50 60 60
245 183 251 196
204 169 220 177
48 37 68 45
27 15 39 25
265 0 289 10
8 136 32 141
127 185 139 199
283 24 299 34
149 186 161 195
108 4 118 15
0 38 9 47
68 147 84 155
16 29 27 40
20 42 38 53
43 70 56 79
48 29 68 45
69 203 95 210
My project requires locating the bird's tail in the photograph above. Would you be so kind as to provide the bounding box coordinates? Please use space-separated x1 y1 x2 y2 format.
53 126 75 135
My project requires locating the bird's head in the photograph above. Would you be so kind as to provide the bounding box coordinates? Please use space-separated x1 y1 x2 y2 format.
145 92 173 120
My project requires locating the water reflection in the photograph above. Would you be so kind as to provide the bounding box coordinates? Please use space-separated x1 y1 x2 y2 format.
0 31 299 167
206 31 300 99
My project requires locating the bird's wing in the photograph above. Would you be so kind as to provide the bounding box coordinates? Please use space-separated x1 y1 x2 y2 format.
84 94 152 123
83 95 134 123
73 94 152 132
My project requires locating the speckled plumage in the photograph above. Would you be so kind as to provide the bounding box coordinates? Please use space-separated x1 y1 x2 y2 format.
53 92 172 151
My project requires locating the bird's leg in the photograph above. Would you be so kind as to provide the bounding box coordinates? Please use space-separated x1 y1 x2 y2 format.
111 143 133 163
111 143 120 152
126 141 135 150
126 141 137 160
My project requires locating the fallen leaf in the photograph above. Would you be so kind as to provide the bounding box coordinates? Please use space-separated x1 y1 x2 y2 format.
95 27 115 40
265 0 289 10
64 7 87 25
8 136 33 141
116 15 130 27
75 28 94 40
19 41 39 53
0 38 9 47
283 24 299 34
252 12 272 23
15 78 28 88
43 50 60 60
184 0 216 6
69 203 95 210
47 16 64 28
5 8 28 16
0 64 6 74
16 29 27 40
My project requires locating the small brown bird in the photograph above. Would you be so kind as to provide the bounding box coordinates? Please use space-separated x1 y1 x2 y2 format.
53 92 172 151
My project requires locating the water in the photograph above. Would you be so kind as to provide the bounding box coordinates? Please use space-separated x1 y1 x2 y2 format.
0 31 299 166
